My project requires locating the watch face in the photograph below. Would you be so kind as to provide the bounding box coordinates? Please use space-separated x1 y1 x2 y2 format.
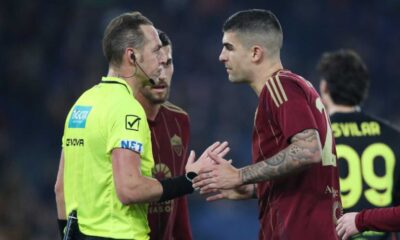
186 172 197 181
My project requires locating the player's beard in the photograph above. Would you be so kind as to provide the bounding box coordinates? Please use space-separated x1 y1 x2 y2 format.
140 86 170 105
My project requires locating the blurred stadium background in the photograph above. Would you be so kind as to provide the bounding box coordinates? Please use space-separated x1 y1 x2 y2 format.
1 0 400 239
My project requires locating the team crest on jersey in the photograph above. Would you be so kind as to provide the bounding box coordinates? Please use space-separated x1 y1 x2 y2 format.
170 134 183 156
68 105 92 128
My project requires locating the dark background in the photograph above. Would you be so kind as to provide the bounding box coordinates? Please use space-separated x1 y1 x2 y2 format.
1 0 400 239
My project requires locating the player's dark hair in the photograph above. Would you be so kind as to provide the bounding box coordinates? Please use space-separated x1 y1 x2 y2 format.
317 49 370 106
223 9 283 55
102 11 153 66
157 29 171 47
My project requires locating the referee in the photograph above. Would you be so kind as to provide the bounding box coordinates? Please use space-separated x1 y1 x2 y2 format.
54 11 228 240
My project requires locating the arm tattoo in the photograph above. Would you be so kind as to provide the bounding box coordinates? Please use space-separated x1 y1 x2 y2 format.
240 129 321 184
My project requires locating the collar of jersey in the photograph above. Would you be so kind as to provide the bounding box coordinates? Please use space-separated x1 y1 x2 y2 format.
101 76 133 95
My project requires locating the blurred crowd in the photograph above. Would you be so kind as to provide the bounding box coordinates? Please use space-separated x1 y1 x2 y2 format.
1 0 400 239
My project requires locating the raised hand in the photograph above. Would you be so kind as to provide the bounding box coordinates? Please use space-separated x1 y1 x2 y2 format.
185 141 230 174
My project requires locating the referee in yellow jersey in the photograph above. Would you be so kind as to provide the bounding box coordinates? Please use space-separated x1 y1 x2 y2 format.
54 11 228 240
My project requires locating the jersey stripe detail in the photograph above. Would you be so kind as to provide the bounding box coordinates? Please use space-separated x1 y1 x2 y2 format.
275 75 288 102
265 75 289 107
266 79 279 107
270 77 284 105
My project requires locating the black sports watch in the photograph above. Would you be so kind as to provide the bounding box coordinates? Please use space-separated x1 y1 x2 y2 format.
185 171 198 183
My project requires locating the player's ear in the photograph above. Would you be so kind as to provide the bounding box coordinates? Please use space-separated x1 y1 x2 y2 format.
251 45 264 63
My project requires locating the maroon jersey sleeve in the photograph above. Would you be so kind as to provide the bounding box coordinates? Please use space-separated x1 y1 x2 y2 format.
265 75 318 142
356 206 400 232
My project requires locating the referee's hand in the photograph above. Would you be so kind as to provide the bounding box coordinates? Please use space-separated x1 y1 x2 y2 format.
185 141 230 174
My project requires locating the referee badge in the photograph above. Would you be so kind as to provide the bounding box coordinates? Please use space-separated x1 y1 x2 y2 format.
170 134 183 156
125 115 140 131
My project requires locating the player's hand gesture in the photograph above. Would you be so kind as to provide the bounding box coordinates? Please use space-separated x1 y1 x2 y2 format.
193 152 242 192
185 141 230 174
336 212 359 240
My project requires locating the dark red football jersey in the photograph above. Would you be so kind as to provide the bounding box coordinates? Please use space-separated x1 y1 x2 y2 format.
253 70 342 239
147 102 192 240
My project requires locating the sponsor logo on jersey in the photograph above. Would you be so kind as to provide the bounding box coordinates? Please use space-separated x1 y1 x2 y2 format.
148 199 174 214
121 140 143 153
170 134 183 156
68 106 92 128
66 138 84 146
125 115 140 131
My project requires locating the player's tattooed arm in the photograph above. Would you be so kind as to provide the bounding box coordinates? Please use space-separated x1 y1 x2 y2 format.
240 129 322 184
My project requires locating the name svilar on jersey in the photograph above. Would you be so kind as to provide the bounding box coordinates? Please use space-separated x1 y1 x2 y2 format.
332 121 380 138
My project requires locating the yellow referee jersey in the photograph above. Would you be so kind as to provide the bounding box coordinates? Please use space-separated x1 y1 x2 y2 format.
62 76 154 239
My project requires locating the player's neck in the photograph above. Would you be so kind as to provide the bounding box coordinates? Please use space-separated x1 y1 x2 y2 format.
327 104 358 115
135 93 161 121
252 60 283 96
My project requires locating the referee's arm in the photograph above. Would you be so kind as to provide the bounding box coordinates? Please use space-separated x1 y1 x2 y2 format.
55 150 66 219
112 141 229 204
112 148 163 204
55 150 67 238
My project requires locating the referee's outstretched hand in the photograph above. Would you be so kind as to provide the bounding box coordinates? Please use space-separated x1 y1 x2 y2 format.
185 141 230 174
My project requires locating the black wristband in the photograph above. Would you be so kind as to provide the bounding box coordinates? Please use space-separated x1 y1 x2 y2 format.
158 173 197 202
58 219 67 240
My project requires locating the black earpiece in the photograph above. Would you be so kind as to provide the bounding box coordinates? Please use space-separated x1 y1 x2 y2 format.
129 51 157 85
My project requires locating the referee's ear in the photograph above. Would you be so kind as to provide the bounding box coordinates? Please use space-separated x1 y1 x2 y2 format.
125 48 140 66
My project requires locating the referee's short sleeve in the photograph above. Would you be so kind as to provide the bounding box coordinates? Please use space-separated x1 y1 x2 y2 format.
106 99 149 155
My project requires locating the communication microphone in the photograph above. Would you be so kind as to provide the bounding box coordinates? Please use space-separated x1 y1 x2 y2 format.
131 53 158 85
